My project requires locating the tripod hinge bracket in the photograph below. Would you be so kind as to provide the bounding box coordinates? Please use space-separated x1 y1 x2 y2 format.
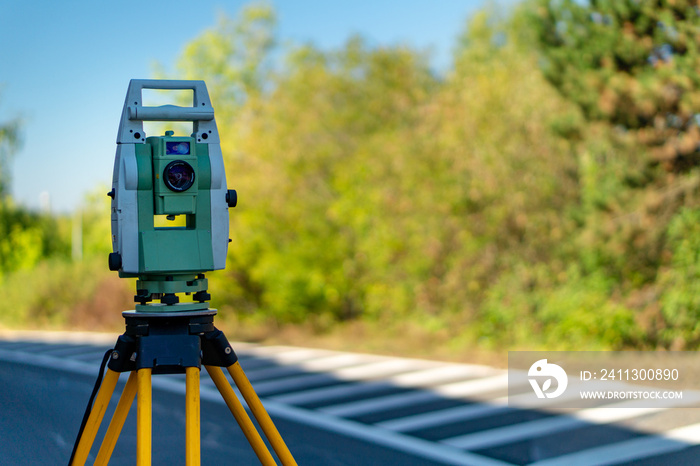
201 329 238 367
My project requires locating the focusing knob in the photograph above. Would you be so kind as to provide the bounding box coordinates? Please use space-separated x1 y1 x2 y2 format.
226 189 238 208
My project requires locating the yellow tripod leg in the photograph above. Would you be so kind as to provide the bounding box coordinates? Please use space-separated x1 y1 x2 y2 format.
186 366 201 466
205 366 276 466
94 371 138 465
137 368 152 466
228 362 298 466
72 369 121 466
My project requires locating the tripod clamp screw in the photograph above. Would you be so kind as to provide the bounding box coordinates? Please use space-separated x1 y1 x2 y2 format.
111 351 120 360
225 346 232 355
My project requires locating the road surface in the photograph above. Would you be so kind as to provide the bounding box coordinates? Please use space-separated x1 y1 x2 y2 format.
1 331 700 465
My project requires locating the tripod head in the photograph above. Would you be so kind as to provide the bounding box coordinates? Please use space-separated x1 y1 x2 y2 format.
108 79 237 312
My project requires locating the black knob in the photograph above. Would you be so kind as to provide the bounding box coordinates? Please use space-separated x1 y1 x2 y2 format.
193 290 211 303
108 252 122 271
107 188 115 199
161 293 179 305
226 189 238 208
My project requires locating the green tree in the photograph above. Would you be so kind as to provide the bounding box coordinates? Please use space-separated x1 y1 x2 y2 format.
528 0 700 170
0 96 69 277
224 37 439 323
658 206 700 348
165 3 276 128
526 0 700 348
77 185 113 259
436 11 641 348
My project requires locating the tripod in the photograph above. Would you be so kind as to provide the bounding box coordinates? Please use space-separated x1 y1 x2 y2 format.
69 310 297 465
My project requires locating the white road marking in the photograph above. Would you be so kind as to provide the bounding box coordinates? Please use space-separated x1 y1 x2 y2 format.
243 347 335 363
0 329 116 345
442 393 700 451
329 358 433 379
255 358 429 397
528 422 700 466
390 364 499 385
377 401 511 432
270 380 396 404
294 353 378 371
320 373 510 416
376 383 611 433
271 364 496 406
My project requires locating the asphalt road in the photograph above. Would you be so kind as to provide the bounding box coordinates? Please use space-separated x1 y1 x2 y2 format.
0 360 443 465
3 333 700 465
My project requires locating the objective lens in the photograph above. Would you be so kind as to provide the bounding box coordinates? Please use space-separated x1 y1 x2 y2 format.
163 161 195 192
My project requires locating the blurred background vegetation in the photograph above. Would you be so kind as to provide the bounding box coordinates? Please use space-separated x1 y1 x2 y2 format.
1 1 699 359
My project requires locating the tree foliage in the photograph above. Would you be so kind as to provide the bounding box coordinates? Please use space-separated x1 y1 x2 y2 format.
171 5 617 346
4 2 700 350
0 98 68 279
0 102 21 198
525 0 700 348
528 0 700 170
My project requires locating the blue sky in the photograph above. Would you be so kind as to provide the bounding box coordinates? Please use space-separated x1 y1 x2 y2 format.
0 0 502 212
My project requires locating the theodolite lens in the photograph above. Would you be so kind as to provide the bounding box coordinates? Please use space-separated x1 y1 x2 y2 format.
164 161 195 192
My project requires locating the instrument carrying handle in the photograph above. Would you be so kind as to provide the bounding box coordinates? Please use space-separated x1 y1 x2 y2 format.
116 79 219 143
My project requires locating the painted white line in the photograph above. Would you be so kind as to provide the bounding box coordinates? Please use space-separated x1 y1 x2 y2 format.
528 422 700 466
249 372 338 395
330 358 432 379
317 388 443 415
251 346 498 378
244 347 336 363
0 342 67 353
337 366 500 409
321 373 510 417
271 380 396 404
375 380 700 434
0 330 117 345
241 353 382 382
257 358 434 398
376 384 588 433
273 364 499 406
0 348 106 378
296 353 379 372
432 373 510 397
443 416 588 451
40 344 107 357
390 364 499 386
378 402 510 432
239 364 310 380
72 350 116 361
442 393 700 451
666 422 700 444
231 344 302 356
